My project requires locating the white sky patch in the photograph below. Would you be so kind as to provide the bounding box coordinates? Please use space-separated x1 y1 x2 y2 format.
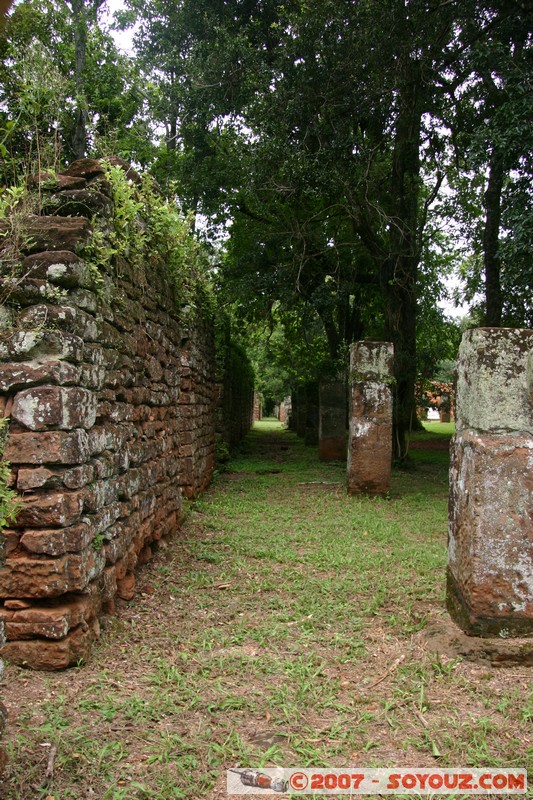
439 275 471 320
103 0 137 55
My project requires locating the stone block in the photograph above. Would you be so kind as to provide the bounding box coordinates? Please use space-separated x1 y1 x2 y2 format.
1 595 94 640
2 530 21 558
17 490 85 528
0 360 82 393
12 386 97 431
28 172 87 191
83 479 119 513
41 189 113 219
62 464 95 490
116 572 136 601
0 617 100 669
4 429 90 465
21 521 94 555
18 215 93 254
62 158 106 179
0 329 83 363
304 382 319 446
16 303 99 343
350 340 394 381
455 327 533 434
17 467 63 491
447 431 533 636
21 251 95 290
0 547 105 597
107 156 142 185
0 555 71 597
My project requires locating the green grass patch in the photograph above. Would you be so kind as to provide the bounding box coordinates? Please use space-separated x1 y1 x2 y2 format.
2 420 531 799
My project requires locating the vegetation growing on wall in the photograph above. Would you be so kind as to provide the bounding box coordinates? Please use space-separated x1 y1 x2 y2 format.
81 163 213 315
0 417 19 530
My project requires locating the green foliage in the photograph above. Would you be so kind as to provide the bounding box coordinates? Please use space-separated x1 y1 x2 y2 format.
92 532 105 552
82 164 212 314
0 417 20 531
0 0 147 181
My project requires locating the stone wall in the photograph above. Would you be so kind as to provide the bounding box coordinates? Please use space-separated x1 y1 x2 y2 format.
0 158 230 669
0 544 6 776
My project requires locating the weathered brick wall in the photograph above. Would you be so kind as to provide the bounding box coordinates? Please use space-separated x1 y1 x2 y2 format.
0 158 217 669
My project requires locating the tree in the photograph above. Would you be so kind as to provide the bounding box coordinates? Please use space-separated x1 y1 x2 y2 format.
444 0 532 326
0 0 146 178
122 0 531 456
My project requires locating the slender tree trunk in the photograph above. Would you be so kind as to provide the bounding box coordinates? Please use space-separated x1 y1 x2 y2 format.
483 150 504 327
382 56 423 461
70 0 88 159
167 117 178 151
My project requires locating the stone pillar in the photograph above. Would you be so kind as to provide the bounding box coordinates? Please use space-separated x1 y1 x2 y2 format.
319 375 347 461
279 396 291 425
296 386 307 439
252 391 262 422
304 382 319 446
287 393 296 431
447 327 533 637
347 341 394 496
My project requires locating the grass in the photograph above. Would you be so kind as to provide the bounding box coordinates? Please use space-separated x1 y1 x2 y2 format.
1 420 531 799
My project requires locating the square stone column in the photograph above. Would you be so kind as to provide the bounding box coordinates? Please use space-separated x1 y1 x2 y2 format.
252 391 262 422
295 386 307 439
319 375 347 461
304 382 319 446
347 342 394 496
279 396 291 425
447 327 533 637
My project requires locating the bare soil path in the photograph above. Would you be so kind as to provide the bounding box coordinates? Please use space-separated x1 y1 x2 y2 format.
1 421 531 799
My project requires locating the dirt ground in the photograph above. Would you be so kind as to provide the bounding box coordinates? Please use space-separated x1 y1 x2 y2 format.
0 423 531 799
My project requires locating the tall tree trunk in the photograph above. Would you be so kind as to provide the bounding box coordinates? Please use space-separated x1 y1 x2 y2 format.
483 150 504 327
70 0 88 159
382 56 423 461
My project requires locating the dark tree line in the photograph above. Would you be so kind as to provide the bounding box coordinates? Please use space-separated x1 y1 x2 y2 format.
1 0 531 456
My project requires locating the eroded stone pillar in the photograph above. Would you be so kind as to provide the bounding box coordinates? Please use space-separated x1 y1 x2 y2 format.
296 386 307 438
347 341 394 496
279 396 291 425
319 375 347 461
287 392 297 431
252 391 262 422
447 327 533 637
304 382 319 446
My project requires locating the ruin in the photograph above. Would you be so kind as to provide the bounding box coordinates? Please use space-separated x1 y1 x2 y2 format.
447 327 533 637
347 341 394 496
319 374 347 461
0 159 254 671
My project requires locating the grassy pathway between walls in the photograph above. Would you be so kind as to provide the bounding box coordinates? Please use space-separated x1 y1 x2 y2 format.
1 421 531 799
